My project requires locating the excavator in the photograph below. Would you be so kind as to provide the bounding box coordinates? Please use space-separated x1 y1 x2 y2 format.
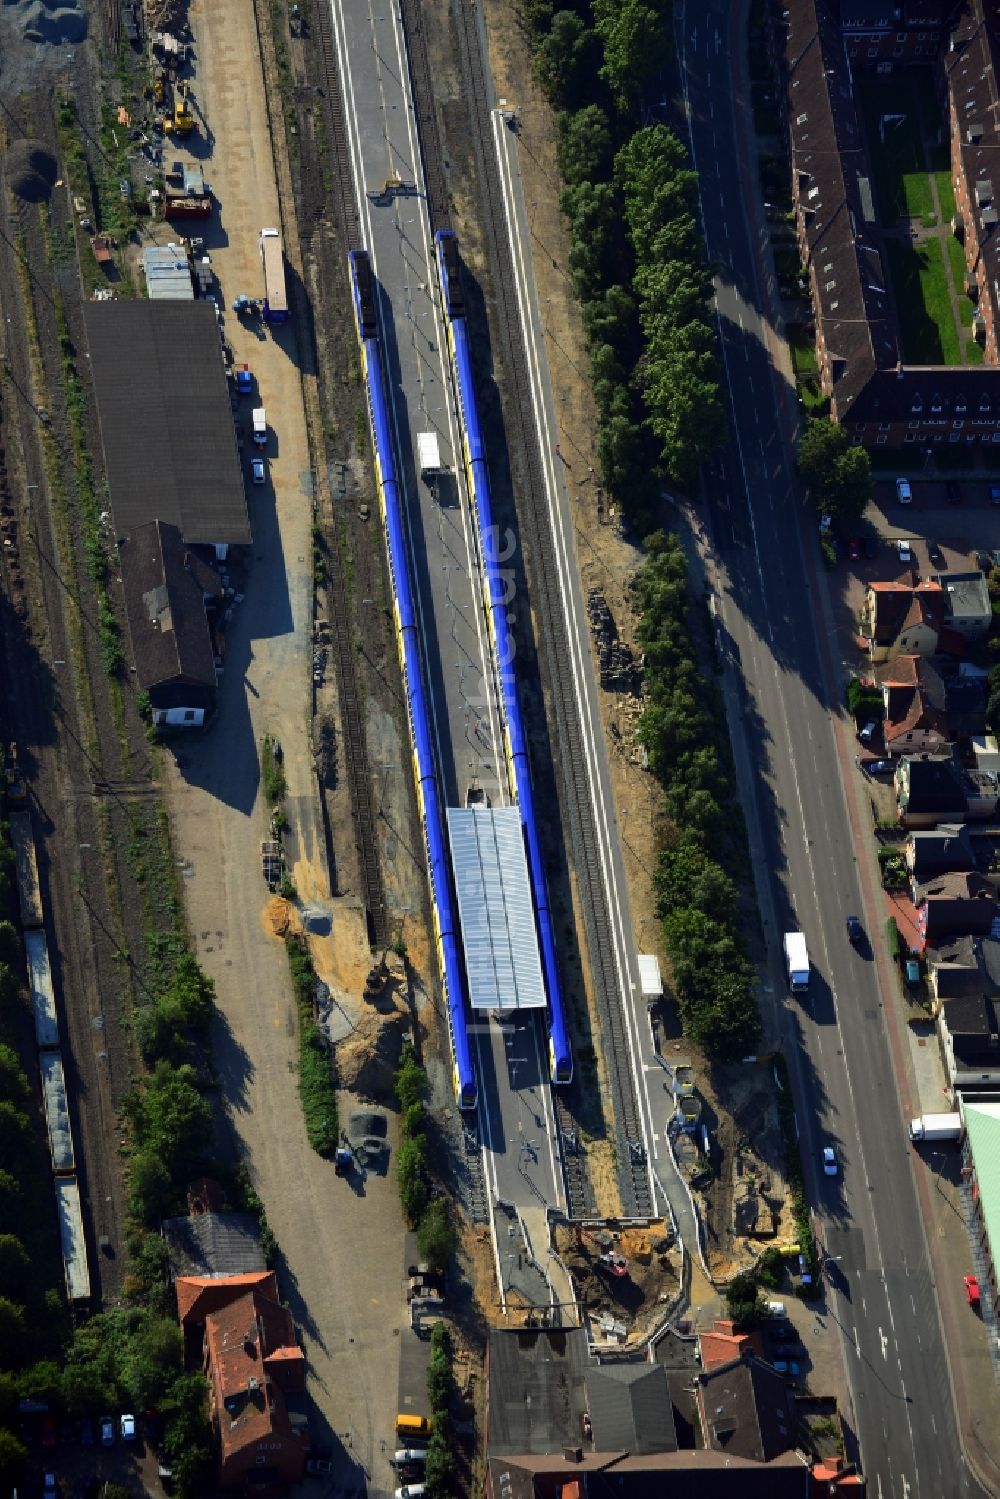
164 81 195 137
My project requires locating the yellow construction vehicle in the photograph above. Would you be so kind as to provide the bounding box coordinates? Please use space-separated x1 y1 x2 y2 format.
164 81 195 136
153 68 165 105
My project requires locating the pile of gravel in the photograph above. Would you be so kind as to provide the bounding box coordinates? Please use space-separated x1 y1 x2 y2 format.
6 139 57 203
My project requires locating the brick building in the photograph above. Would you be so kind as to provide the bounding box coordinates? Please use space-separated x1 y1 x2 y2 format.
786 0 1000 449
176 1271 309 1491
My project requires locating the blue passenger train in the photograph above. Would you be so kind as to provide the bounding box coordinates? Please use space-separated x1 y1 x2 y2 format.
348 249 477 1110
433 229 573 1086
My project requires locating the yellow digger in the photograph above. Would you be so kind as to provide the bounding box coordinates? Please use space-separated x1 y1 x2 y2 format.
164 81 195 137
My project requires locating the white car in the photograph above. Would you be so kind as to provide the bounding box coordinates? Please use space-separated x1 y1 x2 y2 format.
819 513 833 533
395 1488 425 1499
120 1413 136 1442
251 456 266 486
896 477 912 504
823 1146 838 1177
897 538 912 564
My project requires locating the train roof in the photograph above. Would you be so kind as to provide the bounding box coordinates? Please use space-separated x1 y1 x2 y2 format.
446 806 546 1012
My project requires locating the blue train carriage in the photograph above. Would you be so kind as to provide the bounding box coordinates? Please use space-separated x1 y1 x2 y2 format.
348 249 477 1111
433 230 573 1088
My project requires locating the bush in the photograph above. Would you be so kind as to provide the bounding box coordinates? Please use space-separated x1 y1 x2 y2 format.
287 937 338 1155
417 1199 455 1272
756 1245 783 1290
398 1136 429 1226
724 1272 764 1331
886 916 901 961
261 733 287 805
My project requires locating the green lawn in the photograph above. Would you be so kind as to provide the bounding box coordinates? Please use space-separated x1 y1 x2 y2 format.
858 78 933 224
787 323 817 376
935 170 957 223
968 338 985 364
885 238 960 363
945 233 967 290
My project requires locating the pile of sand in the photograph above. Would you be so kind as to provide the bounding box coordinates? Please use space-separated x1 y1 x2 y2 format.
7 139 57 203
262 896 300 940
337 999 409 1101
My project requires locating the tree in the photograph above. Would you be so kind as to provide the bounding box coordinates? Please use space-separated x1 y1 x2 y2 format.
562 180 619 302
16 1361 64 1411
395 1047 428 1112
557 104 613 188
397 1136 429 1226
0 921 20 970
0 1102 29 1171
0 1236 31 1302
594 0 672 117
533 11 601 109
0 1427 26 1495
582 284 639 362
162 1372 213 1493
128 1149 175 1225
121 1315 183 1409
0 1298 26 1349
654 838 737 923
796 418 872 524
0 1046 27 1105
124 1062 212 1181
417 1199 455 1271
725 1271 764 1331
167 951 215 1029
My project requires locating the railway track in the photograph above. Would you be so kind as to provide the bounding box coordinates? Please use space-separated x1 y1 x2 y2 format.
450 1 653 1219
397 0 450 230
313 1 361 246
303 10 388 945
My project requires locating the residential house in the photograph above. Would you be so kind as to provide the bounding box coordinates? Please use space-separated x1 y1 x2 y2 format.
925 934 985 1002
933 572 993 641
841 0 957 70
947 1 1000 362
176 1270 309 1490
694 1355 796 1464
877 655 950 757
895 757 969 827
937 991 1000 1088
120 519 225 730
586 1364 676 1455
906 826 975 883
784 0 1000 451
864 582 944 663
915 870 998 948
698 1318 759 1372
485 1330 811 1498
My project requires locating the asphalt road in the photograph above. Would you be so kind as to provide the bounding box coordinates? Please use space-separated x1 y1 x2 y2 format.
676 1 986 1495
329 0 567 1265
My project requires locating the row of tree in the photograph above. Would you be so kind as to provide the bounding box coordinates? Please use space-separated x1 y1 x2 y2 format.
286 934 339 1156
635 533 762 1057
423 1322 457 1498
526 0 722 524
395 1046 455 1270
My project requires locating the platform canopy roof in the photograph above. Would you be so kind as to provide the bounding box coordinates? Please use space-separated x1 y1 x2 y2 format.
446 806 545 1012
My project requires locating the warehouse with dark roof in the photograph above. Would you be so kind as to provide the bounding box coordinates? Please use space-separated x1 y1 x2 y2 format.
83 300 251 550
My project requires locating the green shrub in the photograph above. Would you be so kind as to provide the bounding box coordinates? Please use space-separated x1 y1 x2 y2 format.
417 1199 455 1272
262 733 287 805
886 917 901 961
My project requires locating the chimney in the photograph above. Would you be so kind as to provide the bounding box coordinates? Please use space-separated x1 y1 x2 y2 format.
562 1448 583 1464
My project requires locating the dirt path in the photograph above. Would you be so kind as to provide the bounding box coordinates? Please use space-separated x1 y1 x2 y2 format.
158 0 403 1482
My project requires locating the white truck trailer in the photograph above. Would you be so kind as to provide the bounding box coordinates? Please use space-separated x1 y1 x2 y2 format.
783 931 810 993
251 407 267 447
909 1111 963 1143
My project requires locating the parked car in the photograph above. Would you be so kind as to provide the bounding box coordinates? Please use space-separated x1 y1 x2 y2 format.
898 538 913 564
863 534 878 559
79 1418 94 1447
99 1416 115 1448
863 758 894 775
41 1418 56 1448
846 915 864 944
990 486 1000 505
823 1145 838 1176
927 537 943 564
43 1476 57 1499
120 1414 136 1443
896 477 913 504
848 536 862 561
963 1274 981 1305
250 456 266 485
395 1488 426 1499
858 721 878 744
819 513 833 533
393 1452 428 1468
774 1341 802 1357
